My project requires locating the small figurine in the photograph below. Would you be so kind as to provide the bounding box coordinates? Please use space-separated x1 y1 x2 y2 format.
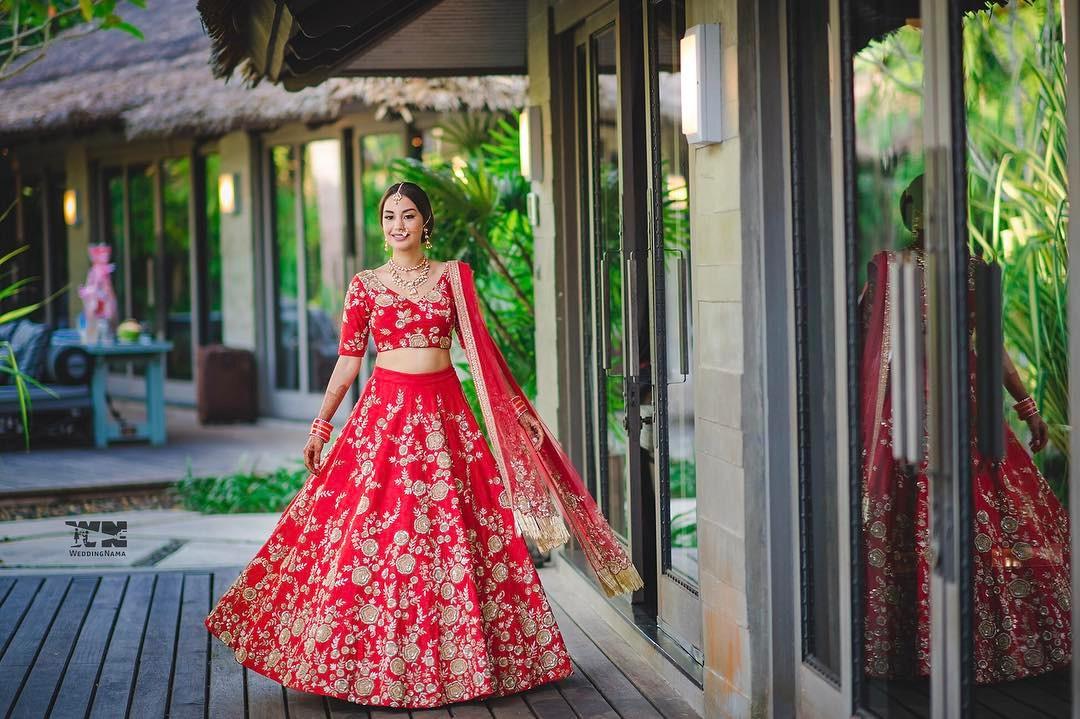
77 244 118 344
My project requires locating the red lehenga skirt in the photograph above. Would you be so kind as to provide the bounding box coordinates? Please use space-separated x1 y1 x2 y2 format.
204 364 574 709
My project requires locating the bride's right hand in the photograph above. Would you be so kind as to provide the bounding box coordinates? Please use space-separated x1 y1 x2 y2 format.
303 435 325 474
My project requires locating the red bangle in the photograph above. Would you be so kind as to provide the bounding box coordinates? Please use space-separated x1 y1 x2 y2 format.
510 396 529 417
1014 397 1039 421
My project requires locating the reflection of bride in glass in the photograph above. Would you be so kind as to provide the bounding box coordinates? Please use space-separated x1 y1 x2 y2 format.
860 175 1071 684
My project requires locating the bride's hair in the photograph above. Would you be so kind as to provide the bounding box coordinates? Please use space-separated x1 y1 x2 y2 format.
379 182 436 235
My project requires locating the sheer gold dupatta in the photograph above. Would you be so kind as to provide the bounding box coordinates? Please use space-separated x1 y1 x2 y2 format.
448 260 644 598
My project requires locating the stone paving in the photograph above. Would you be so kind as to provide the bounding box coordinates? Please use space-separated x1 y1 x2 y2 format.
0 508 279 573
0 399 315 495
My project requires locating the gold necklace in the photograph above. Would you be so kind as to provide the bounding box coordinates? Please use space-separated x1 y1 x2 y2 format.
387 256 430 298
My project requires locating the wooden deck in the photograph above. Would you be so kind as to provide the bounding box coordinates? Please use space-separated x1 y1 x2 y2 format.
0 568 701 719
866 671 1072 718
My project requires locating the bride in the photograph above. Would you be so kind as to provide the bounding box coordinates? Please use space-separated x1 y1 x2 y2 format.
204 181 642 708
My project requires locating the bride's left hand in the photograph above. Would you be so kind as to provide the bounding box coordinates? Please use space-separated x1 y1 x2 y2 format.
519 413 543 447
1026 414 1049 454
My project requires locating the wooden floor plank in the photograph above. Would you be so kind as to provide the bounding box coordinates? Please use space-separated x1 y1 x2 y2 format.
549 604 663 719
50 575 127 719
0 576 17 608
546 582 700 719
0 575 70 715
864 679 923 719
552 660 617 719
11 575 98 718
326 695 372 717
446 700 492 718
285 686 330 717
979 671 1071 718
128 572 183 718
208 569 246 719
0 577 42 659
411 706 452 718
976 685 1051 719
520 683 574 719
88 573 155 719
246 668 288 719
484 694 535 719
170 572 212 719
369 707 411 718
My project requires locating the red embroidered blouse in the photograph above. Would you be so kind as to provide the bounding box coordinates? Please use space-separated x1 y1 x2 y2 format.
337 262 458 355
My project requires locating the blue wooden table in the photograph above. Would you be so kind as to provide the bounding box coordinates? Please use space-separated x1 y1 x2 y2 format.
82 340 174 448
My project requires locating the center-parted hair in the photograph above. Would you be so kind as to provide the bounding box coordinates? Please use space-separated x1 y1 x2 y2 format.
379 182 436 235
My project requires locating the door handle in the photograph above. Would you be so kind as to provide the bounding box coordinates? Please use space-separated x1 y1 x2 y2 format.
889 252 925 465
974 258 1004 461
600 252 613 371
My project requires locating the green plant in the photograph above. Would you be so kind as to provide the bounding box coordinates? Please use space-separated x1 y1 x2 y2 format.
389 114 537 406
0 193 70 452
1 0 144 83
174 459 310 514
963 0 1069 494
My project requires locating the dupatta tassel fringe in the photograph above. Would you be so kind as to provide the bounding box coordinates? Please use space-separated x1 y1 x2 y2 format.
597 563 646 598
450 259 644 599
514 508 572 554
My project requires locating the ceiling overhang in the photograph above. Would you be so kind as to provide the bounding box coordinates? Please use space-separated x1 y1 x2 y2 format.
199 0 527 91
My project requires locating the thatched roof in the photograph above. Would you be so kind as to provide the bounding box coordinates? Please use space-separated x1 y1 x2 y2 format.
0 1 526 144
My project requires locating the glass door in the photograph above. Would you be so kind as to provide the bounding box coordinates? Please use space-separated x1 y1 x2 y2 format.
574 7 632 546
950 1 1073 715
645 0 703 662
564 4 664 615
266 138 348 420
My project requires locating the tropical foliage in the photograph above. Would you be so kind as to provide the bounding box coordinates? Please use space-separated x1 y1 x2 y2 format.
388 113 537 419
854 0 1070 496
963 1 1069 496
0 0 143 83
0 191 70 451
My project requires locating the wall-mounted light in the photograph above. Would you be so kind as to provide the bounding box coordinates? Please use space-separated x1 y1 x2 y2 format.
63 188 81 226
519 105 544 182
680 23 723 146
218 172 239 215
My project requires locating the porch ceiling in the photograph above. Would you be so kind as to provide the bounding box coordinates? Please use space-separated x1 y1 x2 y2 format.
198 0 527 92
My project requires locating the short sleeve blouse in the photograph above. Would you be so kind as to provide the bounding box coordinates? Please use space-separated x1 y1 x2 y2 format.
337 273 371 356
337 262 460 356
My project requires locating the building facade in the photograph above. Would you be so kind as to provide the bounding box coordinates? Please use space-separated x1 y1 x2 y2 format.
7 0 1080 716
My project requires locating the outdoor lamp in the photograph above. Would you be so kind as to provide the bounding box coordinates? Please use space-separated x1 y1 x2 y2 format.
519 105 543 182
63 188 81 226
680 23 723 146
218 172 240 215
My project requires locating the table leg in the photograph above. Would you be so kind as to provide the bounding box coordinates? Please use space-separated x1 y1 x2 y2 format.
146 353 166 445
91 355 108 449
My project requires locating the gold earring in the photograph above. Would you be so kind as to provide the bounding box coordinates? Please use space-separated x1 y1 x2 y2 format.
423 227 432 248
383 239 390 253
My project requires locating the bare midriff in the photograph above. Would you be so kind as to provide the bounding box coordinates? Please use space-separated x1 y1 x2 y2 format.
374 347 452 374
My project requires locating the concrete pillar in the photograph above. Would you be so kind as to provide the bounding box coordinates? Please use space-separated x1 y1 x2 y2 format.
217 131 259 351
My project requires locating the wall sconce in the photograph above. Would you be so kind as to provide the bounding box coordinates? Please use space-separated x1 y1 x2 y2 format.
680 23 723 146
519 105 544 182
218 172 240 215
62 188 81 226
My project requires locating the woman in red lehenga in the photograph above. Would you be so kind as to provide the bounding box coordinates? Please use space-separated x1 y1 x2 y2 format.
861 178 1071 684
204 182 643 708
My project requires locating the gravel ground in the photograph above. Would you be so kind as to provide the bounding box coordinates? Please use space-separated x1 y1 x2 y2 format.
0 488 182 522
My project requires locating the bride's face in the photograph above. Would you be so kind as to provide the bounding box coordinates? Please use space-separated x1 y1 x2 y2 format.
382 195 426 251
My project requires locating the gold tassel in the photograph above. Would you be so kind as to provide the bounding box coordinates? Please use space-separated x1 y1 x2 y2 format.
596 563 646 598
514 509 571 554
